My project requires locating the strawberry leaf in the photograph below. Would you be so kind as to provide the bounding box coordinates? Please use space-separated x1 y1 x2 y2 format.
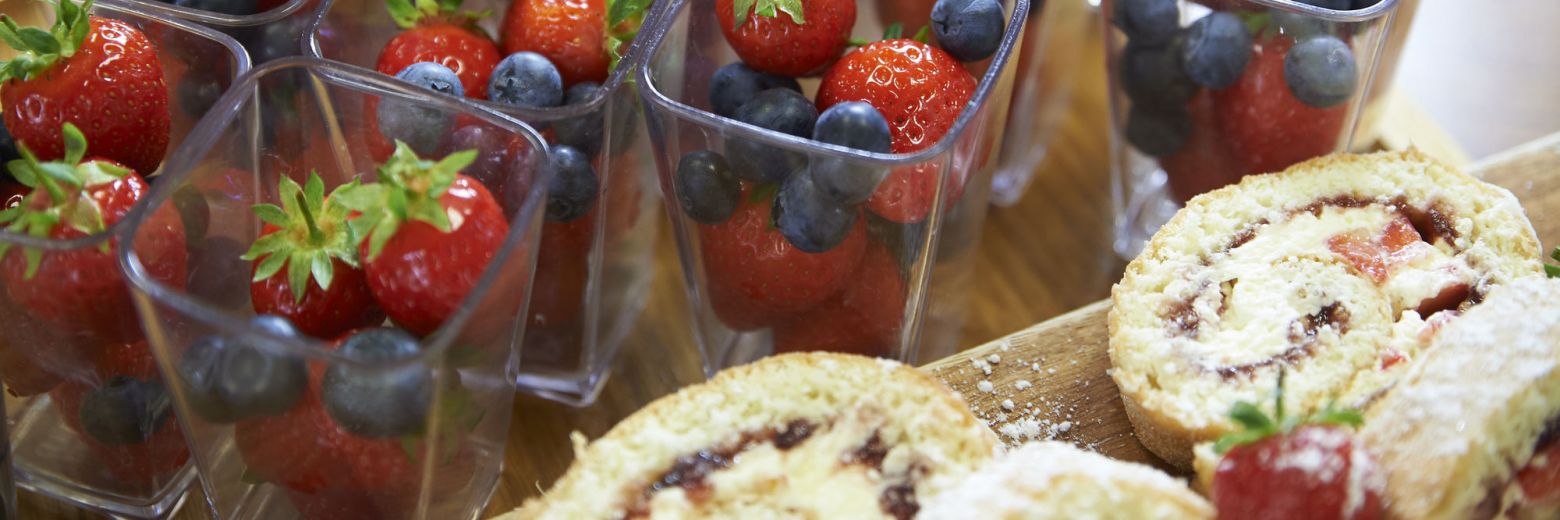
733 0 756 28
1547 246 1560 278
243 172 361 301
912 25 930 43
251 249 288 281
251 204 289 227
386 0 424 29
883 22 904 40
0 0 92 84
770 0 804 25
746 182 779 204
607 0 653 29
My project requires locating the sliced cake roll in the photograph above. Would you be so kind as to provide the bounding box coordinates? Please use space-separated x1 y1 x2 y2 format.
920 441 1214 520
1359 277 1560 519
500 353 998 520
1110 150 1542 469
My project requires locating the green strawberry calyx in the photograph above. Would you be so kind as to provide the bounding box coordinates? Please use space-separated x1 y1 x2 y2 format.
334 141 477 262
732 0 803 29
240 171 362 304
0 122 129 278
398 375 485 464
1544 246 1560 278
385 0 489 31
1212 368 1364 455
848 23 931 47
604 0 653 72
0 0 93 84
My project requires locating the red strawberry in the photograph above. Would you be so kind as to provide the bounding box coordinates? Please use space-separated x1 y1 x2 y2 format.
527 213 595 331
0 124 186 344
0 0 170 175
1211 377 1384 520
1162 91 1244 202
377 0 500 99
700 187 865 330
500 0 651 87
336 143 509 337
0 335 62 396
50 341 190 490
716 0 857 77
1518 438 1560 507
817 39 977 223
1212 37 1346 177
774 243 905 357
244 172 385 339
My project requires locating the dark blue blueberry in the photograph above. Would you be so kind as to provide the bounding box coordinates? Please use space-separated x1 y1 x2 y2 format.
1180 12 1253 89
1350 0 1380 9
442 125 517 191
489 52 563 109
544 145 598 222
708 63 802 118
810 102 891 205
377 62 462 155
553 82 605 157
0 119 16 164
1284 35 1357 108
80 376 171 445
1112 0 1179 46
245 18 305 64
675 150 741 224
1119 41 1198 112
174 0 258 15
774 170 858 253
727 88 817 183
1125 107 1190 157
931 0 1005 63
179 335 243 423
178 315 307 423
321 327 431 438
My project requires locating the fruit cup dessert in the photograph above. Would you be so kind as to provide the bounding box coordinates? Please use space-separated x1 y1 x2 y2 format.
310 0 664 404
117 58 552 519
638 0 1029 371
0 1 247 516
1105 0 1402 257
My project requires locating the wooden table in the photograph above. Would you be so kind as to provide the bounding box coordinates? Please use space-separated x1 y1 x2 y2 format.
16 1 1560 517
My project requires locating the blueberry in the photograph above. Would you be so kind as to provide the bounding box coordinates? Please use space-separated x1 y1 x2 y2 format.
544 145 598 222
321 327 431 438
442 125 516 190
179 335 244 423
1113 0 1179 46
489 52 563 109
1350 0 1380 9
708 63 802 118
554 82 605 157
1125 107 1190 157
178 315 308 423
1284 35 1357 108
931 0 1005 63
0 119 16 164
377 62 462 155
727 88 817 183
810 102 891 205
1180 13 1252 89
774 170 858 253
1119 41 1197 112
675 150 741 224
174 0 258 15
80 376 172 445
245 18 305 64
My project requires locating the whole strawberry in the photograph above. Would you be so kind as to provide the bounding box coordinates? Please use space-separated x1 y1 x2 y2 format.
243 172 384 339
717 0 857 77
501 0 651 87
0 124 186 343
774 243 905 357
700 185 865 330
1212 374 1385 520
816 38 977 223
1212 37 1346 177
336 143 509 337
0 0 170 174
378 0 501 99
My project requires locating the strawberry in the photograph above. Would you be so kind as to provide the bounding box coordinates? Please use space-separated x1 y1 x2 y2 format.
243 172 385 339
336 143 509 337
0 124 186 344
716 0 857 77
816 39 977 223
500 0 650 87
1518 437 1560 507
1212 373 1385 520
1161 91 1243 203
0 334 62 396
699 186 865 330
774 243 905 357
50 341 189 490
0 0 170 175
377 0 500 99
1212 37 1346 177
527 213 595 331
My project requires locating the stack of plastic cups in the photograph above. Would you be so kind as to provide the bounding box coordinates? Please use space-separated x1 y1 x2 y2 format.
0 1 248 516
119 58 552 519
639 0 1031 373
308 0 665 405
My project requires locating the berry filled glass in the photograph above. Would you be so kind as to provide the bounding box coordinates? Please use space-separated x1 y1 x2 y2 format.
1105 0 1403 258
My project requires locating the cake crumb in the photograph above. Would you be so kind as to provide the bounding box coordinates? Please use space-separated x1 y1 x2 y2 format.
1001 399 1015 411
1014 380 1032 390
977 380 995 393
1048 368 1057 375
1058 421 1073 433
987 354 1001 364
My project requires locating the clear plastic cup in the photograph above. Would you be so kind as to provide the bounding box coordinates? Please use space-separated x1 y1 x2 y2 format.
111 0 323 64
307 0 664 405
639 0 1030 372
1106 0 1402 258
989 0 1092 206
0 1 248 516
118 57 551 519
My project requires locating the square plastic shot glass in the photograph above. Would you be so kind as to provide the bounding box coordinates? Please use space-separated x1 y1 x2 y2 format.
0 1 248 516
308 0 665 404
1105 0 1402 258
118 58 551 519
112 0 325 64
988 0 1092 206
639 0 1029 373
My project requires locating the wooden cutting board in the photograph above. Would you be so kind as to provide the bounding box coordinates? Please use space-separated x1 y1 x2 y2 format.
924 135 1560 472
